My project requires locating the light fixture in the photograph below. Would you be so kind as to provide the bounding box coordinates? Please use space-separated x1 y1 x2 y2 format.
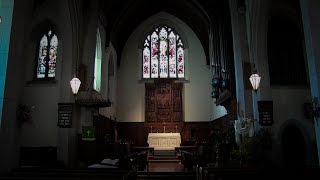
70 39 81 96
249 64 261 92
0 16 2 23
70 75 81 95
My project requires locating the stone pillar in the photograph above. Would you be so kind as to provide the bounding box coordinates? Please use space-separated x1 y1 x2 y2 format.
228 0 253 120
0 0 33 174
245 0 271 128
0 0 14 125
300 0 320 166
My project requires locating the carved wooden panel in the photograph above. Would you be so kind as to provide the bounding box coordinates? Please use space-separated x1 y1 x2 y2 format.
145 79 182 123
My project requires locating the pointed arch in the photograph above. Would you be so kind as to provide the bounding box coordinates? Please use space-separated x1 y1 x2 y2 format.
36 29 58 79
142 25 185 79
94 28 102 92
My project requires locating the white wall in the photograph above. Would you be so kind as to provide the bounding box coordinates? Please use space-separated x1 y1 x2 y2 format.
100 43 117 119
117 12 223 122
271 87 312 131
270 87 317 164
19 0 73 147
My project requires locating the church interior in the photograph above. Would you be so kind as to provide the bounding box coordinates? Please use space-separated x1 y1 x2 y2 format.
1 0 320 179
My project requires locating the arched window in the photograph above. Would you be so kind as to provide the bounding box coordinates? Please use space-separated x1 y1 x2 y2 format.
36 30 58 79
94 29 102 92
143 26 184 79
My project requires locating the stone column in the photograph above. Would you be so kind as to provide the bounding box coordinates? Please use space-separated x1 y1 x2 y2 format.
300 0 320 166
228 0 253 120
245 0 271 128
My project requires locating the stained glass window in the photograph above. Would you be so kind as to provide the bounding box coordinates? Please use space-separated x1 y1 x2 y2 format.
143 26 184 79
36 30 58 79
94 29 102 92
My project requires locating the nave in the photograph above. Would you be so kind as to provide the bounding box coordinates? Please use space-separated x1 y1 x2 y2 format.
1 148 320 180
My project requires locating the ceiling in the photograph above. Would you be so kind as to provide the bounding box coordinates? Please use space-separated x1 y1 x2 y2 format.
99 0 228 66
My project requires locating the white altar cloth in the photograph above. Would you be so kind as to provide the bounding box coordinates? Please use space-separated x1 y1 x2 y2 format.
147 133 181 150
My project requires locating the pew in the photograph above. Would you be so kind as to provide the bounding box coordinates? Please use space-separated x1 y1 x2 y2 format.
0 178 79 180
3 150 150 180
179 150 196 171
7 167 137 180
196 165 320 180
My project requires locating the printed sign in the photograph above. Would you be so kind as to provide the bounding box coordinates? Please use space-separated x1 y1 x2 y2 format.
58 103 73 128
258 101 273 126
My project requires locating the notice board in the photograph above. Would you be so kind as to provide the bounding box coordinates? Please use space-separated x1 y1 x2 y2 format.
58 103 73 128
258 101 273 126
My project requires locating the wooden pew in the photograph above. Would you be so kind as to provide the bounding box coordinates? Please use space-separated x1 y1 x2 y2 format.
0 178 79 180
179 150 195 171
202 167 258 180
197 166 320 180
8 167 137 180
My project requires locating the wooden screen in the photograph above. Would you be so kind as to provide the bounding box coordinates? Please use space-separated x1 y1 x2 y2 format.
145 79 182 123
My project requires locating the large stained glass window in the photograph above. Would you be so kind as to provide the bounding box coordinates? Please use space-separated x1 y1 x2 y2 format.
143 26 184 79
36 30 58 79
94 29 102 92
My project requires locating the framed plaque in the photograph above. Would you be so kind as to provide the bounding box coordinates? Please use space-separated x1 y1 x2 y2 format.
258 101 273 126
57 103 73 128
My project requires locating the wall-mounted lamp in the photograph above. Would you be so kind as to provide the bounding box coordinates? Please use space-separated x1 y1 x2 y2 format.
0 16 2 23
249 64 261 93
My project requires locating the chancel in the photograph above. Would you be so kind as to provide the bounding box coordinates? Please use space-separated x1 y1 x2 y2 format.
1 0 320 179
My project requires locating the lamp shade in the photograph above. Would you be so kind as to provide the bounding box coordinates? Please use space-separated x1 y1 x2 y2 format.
249 73 261 92
70 77 81 95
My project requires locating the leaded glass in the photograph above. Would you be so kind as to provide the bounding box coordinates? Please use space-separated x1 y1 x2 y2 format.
36 30 58 79
143 47 150 78
94 29 102 92
159 27 168 78
143 26 184 79
151 31 159 78
48 34 58 78
177 47 184 78
169 31 176 78
37 35 48 78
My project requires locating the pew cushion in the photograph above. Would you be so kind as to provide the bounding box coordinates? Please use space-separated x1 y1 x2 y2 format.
87 163 119 168
101 158 119 166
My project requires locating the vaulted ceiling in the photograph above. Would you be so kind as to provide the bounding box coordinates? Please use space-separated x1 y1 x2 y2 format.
99 0 229 66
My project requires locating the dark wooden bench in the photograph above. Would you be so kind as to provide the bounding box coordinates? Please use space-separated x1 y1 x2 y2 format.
8 167 137 180
179 150 196 171
197 166 320 180
0 178 79 180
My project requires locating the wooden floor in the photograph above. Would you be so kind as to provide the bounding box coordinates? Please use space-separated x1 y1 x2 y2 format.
136 150 195 180
148 162 185 172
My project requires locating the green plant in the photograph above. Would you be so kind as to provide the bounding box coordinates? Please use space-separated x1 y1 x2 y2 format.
209 123 234 146
231 128 273 166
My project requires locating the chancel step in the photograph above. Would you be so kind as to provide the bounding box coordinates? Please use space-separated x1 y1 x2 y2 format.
137 171 195 180
153 150 176 156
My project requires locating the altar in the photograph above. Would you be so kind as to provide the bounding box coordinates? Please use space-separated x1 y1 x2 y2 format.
147 133 181 150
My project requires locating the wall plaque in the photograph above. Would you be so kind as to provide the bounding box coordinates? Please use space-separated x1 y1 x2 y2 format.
258 101 273 126
57 103 73 128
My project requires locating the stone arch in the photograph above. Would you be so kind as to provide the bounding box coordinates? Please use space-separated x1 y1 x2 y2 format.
278 119 312 166
30 18 61 43
138 11 189 49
